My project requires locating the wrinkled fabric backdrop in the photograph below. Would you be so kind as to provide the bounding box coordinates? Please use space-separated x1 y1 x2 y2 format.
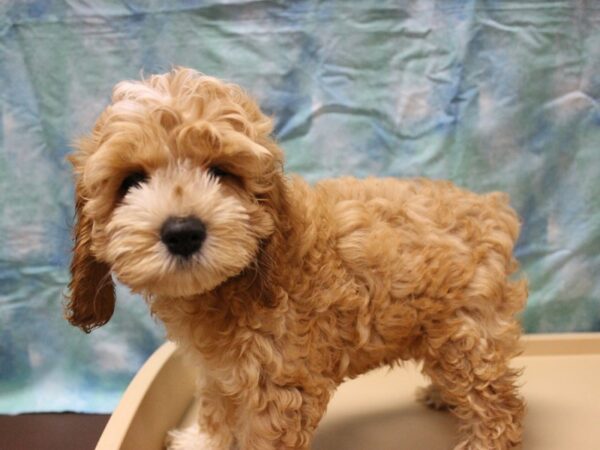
1 0 599 413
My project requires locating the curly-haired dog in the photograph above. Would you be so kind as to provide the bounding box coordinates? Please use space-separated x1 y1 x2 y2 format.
66 67 527 450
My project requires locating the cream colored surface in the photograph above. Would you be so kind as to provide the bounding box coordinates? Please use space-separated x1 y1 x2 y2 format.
97 334 600 450
95 343 195 450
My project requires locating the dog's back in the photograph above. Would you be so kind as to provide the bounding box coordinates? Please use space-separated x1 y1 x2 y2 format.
302 176 526 368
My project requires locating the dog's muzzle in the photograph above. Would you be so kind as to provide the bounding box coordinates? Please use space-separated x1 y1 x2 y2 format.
160 216 206 258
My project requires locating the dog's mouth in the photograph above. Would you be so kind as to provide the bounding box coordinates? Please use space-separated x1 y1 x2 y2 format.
108 228 260 299
102 164 262 298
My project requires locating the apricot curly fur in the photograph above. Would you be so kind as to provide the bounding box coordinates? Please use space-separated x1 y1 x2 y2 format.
67 67 527 450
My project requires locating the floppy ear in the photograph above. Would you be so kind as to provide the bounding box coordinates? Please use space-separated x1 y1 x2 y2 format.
65 180 116 333
253 147 290 309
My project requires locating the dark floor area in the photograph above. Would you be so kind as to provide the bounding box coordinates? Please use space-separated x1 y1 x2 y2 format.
0 413 110 450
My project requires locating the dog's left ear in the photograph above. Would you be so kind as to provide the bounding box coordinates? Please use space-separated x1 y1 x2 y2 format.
65 178 116 333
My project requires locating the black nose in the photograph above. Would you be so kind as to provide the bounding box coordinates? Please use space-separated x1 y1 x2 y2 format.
160 216 206 257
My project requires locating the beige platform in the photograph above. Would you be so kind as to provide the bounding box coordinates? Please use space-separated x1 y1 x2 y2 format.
96 334 600 450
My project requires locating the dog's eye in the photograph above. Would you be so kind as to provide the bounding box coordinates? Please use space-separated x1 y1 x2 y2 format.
119 171 148 197
208 166 231 178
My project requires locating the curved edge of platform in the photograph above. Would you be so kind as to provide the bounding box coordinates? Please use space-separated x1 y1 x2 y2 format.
95 342 195 450
97 333 600 449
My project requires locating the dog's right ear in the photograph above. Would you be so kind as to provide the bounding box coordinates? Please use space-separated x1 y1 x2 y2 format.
65 178 116 333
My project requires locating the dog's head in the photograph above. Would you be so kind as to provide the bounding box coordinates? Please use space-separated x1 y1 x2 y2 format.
66 68 285 332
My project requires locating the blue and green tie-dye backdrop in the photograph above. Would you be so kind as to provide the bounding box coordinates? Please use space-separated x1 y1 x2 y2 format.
1 0 599 413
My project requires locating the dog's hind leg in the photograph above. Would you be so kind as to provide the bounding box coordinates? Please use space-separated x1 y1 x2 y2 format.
421 311 525 450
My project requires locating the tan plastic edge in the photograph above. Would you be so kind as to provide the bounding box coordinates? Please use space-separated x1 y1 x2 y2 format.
95 342 195 450
96 333 600 449
521 332 600 356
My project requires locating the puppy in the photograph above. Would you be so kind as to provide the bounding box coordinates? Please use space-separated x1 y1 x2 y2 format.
66 67 527 450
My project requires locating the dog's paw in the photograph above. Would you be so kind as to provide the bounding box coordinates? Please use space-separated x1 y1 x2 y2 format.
416 384 450 411
165 425 215 450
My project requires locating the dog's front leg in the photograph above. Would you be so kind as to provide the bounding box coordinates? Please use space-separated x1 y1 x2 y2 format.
168 378 330 450
166 377 235 450
233 381 331 450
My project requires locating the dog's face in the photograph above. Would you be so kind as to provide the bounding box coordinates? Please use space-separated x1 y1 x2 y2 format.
66 68 284 331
